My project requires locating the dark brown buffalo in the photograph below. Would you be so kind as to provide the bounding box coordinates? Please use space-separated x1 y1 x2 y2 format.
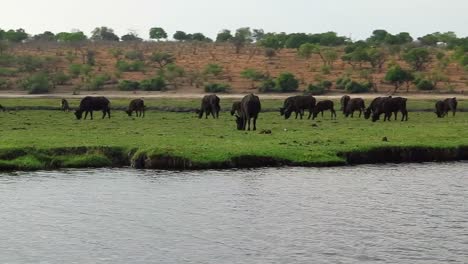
344 98 366 118
0 104 4 112
61 99 70 112
435 100 447 118
198 94 220 119
235 93 261 131
280 95 316 119
126 98 145 117
230 101 241 116
372 97 408 122
74 96 111 120
340 95 350 114
364 96 390 119
312 100 337 120
443 97 457 116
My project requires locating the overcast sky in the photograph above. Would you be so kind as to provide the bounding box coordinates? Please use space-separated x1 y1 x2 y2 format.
1 0 467 40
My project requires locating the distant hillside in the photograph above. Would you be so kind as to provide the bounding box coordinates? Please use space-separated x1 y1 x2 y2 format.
0 41 467 95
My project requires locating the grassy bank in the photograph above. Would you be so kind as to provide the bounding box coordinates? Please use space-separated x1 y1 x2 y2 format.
0 97 467 170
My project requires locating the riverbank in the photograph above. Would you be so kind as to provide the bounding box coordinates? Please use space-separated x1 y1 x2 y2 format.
0 98 467 170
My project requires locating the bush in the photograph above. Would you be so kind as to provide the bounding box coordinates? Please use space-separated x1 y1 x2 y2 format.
415 79 435 91
320 80 333 90
140 76 166 91
0 54 16 67
20 73 51 94
204 83 231 93
17 55 44 73
88 74 110 90
0 67 16 77
307 84 326 95
124 50 144 61
69 64 84 78
275 72 299 92
336 77 351 89
118 80 140 91
203 63 223 77
345 81 371 93
52 71 71 85
320 65 332 74
258 79 277 93
0 78 11 90
116 60 145 72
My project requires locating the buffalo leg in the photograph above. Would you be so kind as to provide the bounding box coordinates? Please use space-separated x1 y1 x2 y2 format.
331 109 336 119
253 117 257 131
90 111 94 120
107 109 111 119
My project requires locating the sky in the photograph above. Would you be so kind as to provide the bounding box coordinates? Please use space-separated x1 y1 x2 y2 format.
1 0 468 41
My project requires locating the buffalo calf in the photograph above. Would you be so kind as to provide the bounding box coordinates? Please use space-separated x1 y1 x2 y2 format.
312 100 336 120
126 98 145 117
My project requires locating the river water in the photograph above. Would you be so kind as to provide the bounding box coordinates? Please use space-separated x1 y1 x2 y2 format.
0 163 467 264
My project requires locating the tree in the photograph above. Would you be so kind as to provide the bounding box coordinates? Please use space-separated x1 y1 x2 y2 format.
4 29 28 43
252 29 265 42
33 31 56 42
367 29 389 44
385 65 414 92
191 32 210 42
258 32 287 50
173 31 188 41
149 27 167 41
162 63 185 89
341 47 370 69
418 34 439 46
150 52 175 69
285 33 309 49
56 31 87 42
121 33 142 42
367 47 388 72
203 63 224 77
216 29 232 42
403 48 431 71
91 27 119 41
231 27 252 54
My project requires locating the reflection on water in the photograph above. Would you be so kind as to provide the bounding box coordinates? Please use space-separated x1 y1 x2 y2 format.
0 163 467 263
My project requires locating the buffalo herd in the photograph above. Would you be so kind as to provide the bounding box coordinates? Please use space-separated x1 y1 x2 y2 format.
6 94 457 131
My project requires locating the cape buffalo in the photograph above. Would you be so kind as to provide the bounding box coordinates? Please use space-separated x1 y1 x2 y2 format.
364 96 390 119
443 97 457 116
61 99 70 112
126 98 145 117
74 96 111 120
340 95 350 114
312 100 337 120
235 93 261 131
344 98 366 118
280 95 316 119
372 97 408 122
0 104 4 112
230 101 241 116
435 100 447 118
198 94 220 119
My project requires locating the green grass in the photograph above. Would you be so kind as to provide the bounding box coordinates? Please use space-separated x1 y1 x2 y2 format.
0 98 467 170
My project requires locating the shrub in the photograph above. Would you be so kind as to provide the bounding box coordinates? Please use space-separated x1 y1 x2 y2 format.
203 63 223 77
320 80 333 90
118 80 140 91
140 76 166 91
124 50 144 61
336 77 352 89
17 55 44 72
275 72 299 92
69 64 82 77
0 54 16 67
116 60 145 72
51 71 71 85
320 65 332 74
204 83 231 93
20 73 51 94
307 84 326 95
345 81 371 93
88 74 110 90
415 79 435 91
258 79 277 93
0 78 10 89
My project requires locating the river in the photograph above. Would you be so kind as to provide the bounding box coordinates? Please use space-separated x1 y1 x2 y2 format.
1 163 467 263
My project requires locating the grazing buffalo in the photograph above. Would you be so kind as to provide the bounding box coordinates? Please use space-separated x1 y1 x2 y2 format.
61 99 70 112
435 100 447 118
126 98 145 117
312 100 337 120
74 96 111 120
372 97 408 122
364 96 390 119
230 101 241 116
340 95 351 114
280 95 316 119
443 97 457 116
344 98 366 118
235 93 261 131
198 94 220 119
